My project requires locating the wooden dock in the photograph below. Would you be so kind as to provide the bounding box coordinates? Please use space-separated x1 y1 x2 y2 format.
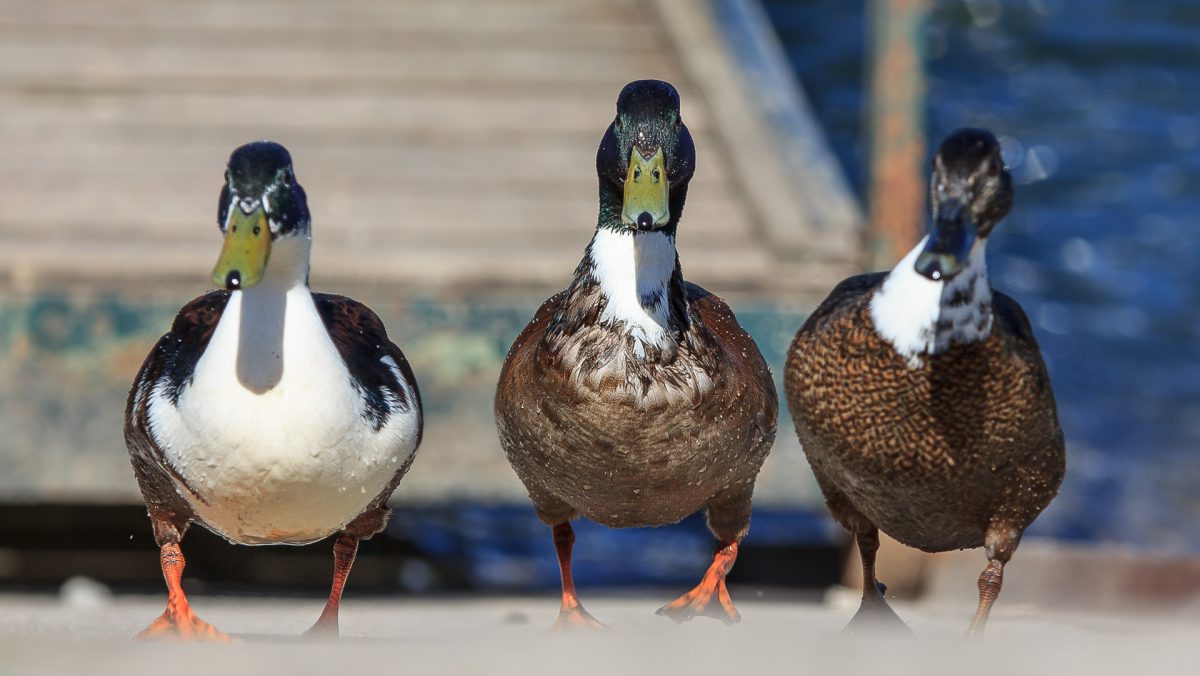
0 0 862 504
0 0 860 298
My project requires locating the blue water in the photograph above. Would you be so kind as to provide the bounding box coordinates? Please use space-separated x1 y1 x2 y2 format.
765 0 1200 550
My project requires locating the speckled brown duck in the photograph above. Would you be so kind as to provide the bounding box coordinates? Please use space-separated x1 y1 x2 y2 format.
124 142 423 640
784 128 1065 635
495 80 777 628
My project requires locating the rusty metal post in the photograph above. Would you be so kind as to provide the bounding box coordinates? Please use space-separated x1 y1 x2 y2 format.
866 0 929 267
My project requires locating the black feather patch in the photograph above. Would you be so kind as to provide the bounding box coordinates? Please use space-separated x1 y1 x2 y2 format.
154 291 233 405
313 294 423 438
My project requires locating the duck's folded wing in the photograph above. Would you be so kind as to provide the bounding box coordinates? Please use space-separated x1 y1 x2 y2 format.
124 290 231 515
312 293 423 444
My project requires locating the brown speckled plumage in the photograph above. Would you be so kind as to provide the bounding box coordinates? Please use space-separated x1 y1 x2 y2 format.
785 128 1066 634
494 80 777 626
497 280 776 535
785 278 1064 551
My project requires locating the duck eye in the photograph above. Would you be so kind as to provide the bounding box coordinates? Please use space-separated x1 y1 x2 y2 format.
634 168 641 180
652 168 661 181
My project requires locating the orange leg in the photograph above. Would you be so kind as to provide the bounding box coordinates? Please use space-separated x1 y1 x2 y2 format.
305 533 359 637
138 542 230 641
549 522 606 630
656 541 740 624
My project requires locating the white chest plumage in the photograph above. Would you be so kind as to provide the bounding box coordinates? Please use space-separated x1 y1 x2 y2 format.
869 236 994 367
590 228 675 358
551 228 716 409
147 284 419 545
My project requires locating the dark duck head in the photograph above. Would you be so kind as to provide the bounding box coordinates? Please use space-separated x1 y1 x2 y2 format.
596 79 696 236
915 128 1013 281
564 80 698 360
212 141 312 291
871 128 1013 364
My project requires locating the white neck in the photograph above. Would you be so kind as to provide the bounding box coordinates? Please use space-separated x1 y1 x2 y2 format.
256 233 312 291
869 236 993 366
231 234 313 392
588 228 676 357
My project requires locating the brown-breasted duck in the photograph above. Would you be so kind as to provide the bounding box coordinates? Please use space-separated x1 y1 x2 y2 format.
495 80 777 628
785 128 1065 635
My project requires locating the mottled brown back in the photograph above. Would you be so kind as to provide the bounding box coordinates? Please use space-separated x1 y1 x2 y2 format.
496 282 777 540
784 274 1065 552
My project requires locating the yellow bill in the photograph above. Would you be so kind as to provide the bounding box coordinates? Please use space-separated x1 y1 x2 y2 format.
211 208 270 289
622 147 669 230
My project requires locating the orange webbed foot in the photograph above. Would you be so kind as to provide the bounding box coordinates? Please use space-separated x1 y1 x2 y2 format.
656 575 741 625
303 615 340 639
550 604 609 631
657 541 741 625
137 606 231 642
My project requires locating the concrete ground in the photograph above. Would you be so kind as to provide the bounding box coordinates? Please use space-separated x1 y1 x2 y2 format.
2 588 1197 675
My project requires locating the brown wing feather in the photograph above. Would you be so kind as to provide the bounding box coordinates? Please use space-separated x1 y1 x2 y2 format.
797 272 887 336
685 281 778 429
499 291 566 383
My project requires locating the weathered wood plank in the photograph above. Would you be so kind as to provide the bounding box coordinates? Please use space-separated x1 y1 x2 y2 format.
0 0 652 32
0 21 661 53
0 188 753 245
0 91 715 136
0 0 860 296
0 44 681 90
0 136 739 187
0 235 782 291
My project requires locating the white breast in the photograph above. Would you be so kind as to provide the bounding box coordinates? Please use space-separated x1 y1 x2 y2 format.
147 287 419 545
589 228 675 358
869 236 994 367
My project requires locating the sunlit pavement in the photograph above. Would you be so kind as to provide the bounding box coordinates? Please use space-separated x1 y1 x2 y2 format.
2 590 1197 675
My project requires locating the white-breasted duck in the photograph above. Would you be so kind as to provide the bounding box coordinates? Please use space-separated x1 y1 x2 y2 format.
124 141 423 640
784 128 1065 635
495 80 778 628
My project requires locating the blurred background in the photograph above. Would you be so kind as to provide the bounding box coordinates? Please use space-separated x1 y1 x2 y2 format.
0 0 1197 615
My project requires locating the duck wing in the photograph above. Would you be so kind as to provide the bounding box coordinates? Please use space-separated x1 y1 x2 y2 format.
125 290 231 523
312 293 424 501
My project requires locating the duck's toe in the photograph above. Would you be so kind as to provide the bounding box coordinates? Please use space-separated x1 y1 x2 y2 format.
656 575 741 625
550 604 609 632
844 592 912 637
137 606 232 642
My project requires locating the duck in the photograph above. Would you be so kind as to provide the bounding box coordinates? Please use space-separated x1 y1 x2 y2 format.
124 141 423 640
784 128 1065 635
494 80 777 628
